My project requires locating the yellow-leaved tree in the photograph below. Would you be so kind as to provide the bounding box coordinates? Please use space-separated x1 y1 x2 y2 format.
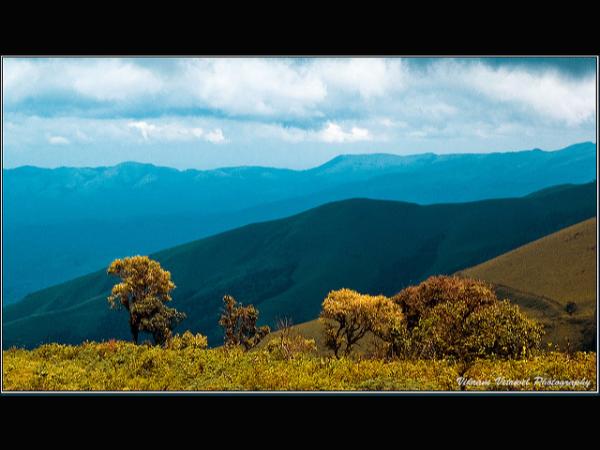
107 255 186 346
319 288 404 358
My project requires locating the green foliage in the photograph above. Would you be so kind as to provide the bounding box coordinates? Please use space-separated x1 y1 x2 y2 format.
218 295 270 350
463 301 544 360
3 341 594 391
391 276 544 363
107 255 186 346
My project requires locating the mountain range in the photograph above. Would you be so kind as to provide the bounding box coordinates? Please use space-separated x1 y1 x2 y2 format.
2 142 597 305
3 180 596 349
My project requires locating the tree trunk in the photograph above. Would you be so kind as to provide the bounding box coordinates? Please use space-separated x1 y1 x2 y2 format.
130 319 139 345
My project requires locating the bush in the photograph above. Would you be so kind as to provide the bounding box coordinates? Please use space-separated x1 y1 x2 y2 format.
391 276 544 363
265 335 317 360
264 318 317 360
3 342 594 391
167 331 208 350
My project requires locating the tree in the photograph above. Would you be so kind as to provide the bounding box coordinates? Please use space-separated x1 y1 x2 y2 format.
107 255 186 346
391 276 543 363
218 295 270 350
319 288 404 358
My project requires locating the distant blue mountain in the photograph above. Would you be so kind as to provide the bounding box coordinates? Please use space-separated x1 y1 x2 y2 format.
2 142 597 305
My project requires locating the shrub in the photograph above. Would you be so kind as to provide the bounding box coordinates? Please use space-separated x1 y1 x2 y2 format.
265 318 317 360
167 331 208 350
391 276 544 364
3 342 594 391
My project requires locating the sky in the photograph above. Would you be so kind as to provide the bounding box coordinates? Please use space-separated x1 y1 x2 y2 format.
2 57 597 170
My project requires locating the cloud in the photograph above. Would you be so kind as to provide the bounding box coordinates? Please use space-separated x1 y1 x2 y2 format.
205 128 226 144
318 122 371 143
179 58 327 118
3 58 595 129
48 135 70 145
128 121 157 140
2 58 596 170
3 59 162 104
254 121 374 144
430 60 596 126
128 120 225 144
67 59 163 101
312 58 406 99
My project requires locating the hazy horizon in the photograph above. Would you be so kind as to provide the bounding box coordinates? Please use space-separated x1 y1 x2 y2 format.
2 140 596 172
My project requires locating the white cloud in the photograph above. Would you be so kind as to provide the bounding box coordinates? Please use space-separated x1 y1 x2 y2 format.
4 58 162 103
255 121 374 144
312 58 406 99
128 121 156 140
3 60 42 103
48 135 70 145
433 60 596 126
128 120 226 144
205 128 226 144
318 122 371 143
4 58 595 129
67 59 163 101
179 59 327 117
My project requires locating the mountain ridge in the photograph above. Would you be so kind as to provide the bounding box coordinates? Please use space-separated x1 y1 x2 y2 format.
3 140 596 173
3 181 596 349
3 142 596 305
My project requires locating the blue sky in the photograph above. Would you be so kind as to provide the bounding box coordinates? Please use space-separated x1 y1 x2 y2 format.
2 57 597 169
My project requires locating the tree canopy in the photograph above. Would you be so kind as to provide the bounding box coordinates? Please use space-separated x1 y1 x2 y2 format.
107 255 186 346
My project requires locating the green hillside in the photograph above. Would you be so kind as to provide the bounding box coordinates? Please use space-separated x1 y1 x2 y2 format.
458 218 597 350
3 181 596 349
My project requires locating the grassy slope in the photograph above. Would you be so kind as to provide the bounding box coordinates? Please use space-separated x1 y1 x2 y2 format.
273 218 597 355
458 218 597 350
3 182 596 349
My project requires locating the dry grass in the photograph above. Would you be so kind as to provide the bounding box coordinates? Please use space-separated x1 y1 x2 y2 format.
458 218 597 351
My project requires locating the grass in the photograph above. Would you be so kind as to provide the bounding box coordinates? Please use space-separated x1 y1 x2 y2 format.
4 182 596 349
2 341 596 392
458 218 597 350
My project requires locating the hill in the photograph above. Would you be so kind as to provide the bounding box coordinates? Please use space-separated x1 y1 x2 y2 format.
2 181 596 349
262 217 598 354
3 142 596 304
458 218 597 350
